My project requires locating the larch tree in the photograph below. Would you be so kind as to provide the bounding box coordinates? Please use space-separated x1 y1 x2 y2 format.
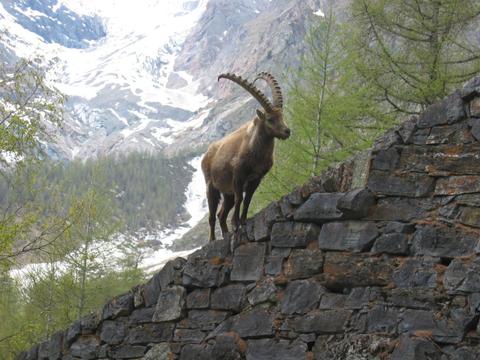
0 54 65 268
251 3 389 213
350 0 480 113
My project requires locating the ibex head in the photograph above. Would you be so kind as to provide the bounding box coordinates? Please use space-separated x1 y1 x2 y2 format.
218 72 291 140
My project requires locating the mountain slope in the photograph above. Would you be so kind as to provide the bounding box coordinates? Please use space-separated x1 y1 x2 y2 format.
1 0 324 159
0 0 326 267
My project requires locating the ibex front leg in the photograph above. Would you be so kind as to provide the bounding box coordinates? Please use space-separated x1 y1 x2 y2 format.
231 177 245 231
240 178 261 225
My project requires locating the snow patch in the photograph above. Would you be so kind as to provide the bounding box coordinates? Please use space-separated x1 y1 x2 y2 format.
314 8 325 17
139 155 207 272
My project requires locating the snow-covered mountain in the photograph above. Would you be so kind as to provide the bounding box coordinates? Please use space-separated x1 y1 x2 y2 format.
1 0 332 269
1 0 325 159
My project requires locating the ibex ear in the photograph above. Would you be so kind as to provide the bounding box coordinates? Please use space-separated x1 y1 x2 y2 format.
256 109 265 120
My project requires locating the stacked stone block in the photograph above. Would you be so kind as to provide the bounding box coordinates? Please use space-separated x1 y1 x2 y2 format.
18 77 480 359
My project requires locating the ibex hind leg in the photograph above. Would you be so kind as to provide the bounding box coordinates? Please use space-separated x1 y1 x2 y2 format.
218 193 234 238
207 183 220 241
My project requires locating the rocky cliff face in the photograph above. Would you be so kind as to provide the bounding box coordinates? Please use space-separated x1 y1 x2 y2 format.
17 79 480 359
164 0 323 156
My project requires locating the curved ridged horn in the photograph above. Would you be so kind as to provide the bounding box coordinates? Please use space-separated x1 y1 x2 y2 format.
218 72 273 112
253 72 283 109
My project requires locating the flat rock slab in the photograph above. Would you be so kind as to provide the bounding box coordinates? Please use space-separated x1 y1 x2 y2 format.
246 339 307 360
108 345 146 359
384 222 416 234
180 310 229 331
211 307 275 338
281 279 325 315
129 308 155 325
371 147 401 171
417 90 465 128
470 118 480 140
70 336 100 360
288 309 351 334
398 144 480 175
142 343 172 360
371 233 409 255
173 328 205 344
183 258 227 288
435 176 480 195
337 189 375 218
391 335 441 360
186 289 211 309
156 257 186 289
211 284 246 312
392 257 438 289
368 197 442 221
271 222 320 248
230 243 266 281
294 193 344 223
284 249 323 279
102 293 133 320
127 323 174 344
399 309 470 344
412 224 478 258
247 279 277 306
368 170 435 197
319 293 348 310
318 221 379 252
458 206 480 228
100 320 126 345
323 253 395 289
153 285 186 322
444 258 480 293
366 306 400 333
252 202 283 241
265 248 291 276
462 76 480 100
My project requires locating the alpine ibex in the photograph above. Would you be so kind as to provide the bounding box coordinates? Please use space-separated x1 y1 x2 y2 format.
201 72 290 241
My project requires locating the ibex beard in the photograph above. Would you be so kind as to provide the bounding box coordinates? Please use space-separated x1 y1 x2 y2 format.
201 72 290 241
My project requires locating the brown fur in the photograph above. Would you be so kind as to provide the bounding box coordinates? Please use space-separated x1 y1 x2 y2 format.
202 103 290 241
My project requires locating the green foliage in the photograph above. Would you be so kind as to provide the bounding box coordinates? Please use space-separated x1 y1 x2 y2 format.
0 265 145 358
251 0 480 213
0 58 64 163
0 56 67 270
24 152 191 231
0 275 35 359
0 158 155 358
349 0 480 112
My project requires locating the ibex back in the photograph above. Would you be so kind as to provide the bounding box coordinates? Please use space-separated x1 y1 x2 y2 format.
201 72 290 241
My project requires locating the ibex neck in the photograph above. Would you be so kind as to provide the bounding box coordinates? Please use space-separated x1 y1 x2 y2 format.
249 122 274 157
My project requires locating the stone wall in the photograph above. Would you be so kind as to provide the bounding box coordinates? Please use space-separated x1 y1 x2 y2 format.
18 77 480 359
